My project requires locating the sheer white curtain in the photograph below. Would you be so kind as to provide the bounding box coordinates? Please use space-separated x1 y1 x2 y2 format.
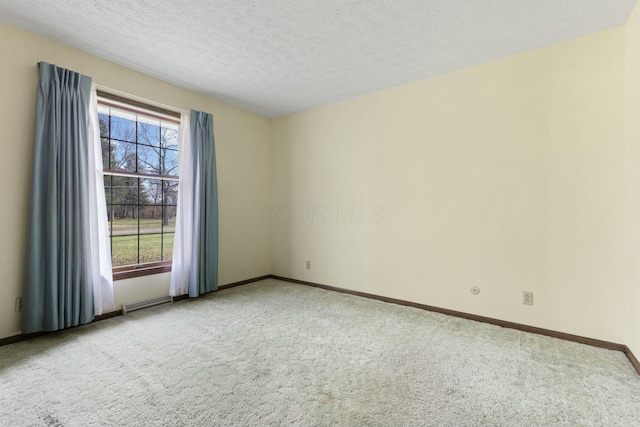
87 85 115 315
170 111 193 296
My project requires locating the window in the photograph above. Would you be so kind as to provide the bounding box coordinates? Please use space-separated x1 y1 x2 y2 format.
98 92 180 280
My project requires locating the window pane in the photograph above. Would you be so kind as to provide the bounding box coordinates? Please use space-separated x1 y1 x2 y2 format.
139 234 162 264
138 122 160 147
110 206 138 237
105 207 114 238
111 235 138 266
162 232 175 261
163 204 177 232
140 178 163 205
110 115 136 142
138 144 160 174
164 181 179 206
110 176 139 205
163 127 178 150
138 215 162 235
108 141 121 170
98 114 110 138
103 175 112 205
110 141 137 171
101 137 110 168
161 148 178 176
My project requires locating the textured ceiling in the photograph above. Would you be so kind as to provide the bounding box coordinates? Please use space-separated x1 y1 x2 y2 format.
0 0 636 118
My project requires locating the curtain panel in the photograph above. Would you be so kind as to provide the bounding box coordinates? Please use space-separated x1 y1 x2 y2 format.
170 110 218 298
87 85 115 315
23 63 114 334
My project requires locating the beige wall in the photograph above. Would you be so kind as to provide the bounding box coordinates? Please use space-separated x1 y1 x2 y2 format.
272 28 627 343
0 23 272 339
626 2 640 357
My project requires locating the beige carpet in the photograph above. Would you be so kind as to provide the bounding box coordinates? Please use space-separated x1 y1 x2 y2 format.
0 279 639 426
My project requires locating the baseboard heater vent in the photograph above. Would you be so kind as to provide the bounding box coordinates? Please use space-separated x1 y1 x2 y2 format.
122 296 173 315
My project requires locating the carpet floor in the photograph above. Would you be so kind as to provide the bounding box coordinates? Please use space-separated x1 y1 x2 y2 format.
1 279 639 426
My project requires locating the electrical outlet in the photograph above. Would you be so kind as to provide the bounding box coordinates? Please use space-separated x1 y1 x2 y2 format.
523 291 533 306
306 260 311 270
15 297 23 313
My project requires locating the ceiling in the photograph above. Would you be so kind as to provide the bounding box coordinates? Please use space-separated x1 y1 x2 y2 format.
0 0 636 118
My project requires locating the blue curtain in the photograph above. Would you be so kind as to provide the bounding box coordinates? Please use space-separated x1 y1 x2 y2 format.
188 110 219 297
22 62 94 334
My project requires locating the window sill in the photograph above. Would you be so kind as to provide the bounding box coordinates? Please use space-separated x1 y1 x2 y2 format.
113 262 172 281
